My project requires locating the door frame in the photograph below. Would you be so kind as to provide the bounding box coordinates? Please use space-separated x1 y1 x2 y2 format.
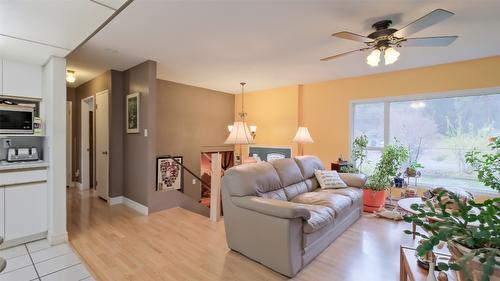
80 96 94 190
66 101 72 187
95 90 109 200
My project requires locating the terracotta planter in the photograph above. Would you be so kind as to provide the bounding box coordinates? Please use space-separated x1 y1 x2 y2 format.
448 241 500 281
363 189 386 212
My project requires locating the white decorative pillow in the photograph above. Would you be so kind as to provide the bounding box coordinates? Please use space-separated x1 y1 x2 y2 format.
314 170 347 189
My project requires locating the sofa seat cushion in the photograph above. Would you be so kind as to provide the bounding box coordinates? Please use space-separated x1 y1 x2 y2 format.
317 187 363 204
300 204 335 234
291 192 352 219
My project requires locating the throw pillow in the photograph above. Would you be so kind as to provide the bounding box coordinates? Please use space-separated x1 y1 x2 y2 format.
314 170 347 189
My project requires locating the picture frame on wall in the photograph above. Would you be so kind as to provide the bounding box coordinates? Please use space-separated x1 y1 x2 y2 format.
126 92 140 133
156 156 184 192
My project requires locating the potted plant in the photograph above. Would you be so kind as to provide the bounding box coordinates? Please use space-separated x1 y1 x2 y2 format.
340 134 368 174
404 137 500 281
364 139 409 212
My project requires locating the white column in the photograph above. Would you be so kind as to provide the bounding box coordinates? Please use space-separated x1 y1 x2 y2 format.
42 56 68 245
210 153 222 222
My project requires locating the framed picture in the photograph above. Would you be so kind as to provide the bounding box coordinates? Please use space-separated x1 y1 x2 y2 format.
126 92 140 133
156 156 183 192
248 146 292 162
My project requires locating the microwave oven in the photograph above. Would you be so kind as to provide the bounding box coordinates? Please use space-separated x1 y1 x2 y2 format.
0 104 34 134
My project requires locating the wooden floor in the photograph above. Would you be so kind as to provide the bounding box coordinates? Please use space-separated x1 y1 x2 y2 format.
67 187 418 281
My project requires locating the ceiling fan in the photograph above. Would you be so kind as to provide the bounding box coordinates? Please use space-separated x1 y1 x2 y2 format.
321 9 458 66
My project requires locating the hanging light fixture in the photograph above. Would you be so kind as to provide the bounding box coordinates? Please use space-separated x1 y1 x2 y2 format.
225 82 255 163
366 49 381 67
366 47 400 67
384 47 400 65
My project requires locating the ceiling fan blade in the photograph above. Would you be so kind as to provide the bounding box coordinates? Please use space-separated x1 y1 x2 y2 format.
393 9 454 38
402 36 458 47
332 31 372 43
320 47 371 61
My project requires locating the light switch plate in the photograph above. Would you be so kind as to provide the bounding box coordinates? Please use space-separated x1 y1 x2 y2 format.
144 129 148 137
192 179 196 185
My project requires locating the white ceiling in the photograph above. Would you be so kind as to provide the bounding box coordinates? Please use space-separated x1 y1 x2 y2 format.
67 0 500 93
0 0 127 66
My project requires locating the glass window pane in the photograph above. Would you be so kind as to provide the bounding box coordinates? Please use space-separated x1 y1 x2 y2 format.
353 102 384 148
389 94 500 192
361 149 382 175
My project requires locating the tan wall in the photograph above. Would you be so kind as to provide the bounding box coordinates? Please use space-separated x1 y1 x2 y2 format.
234 85 300 158
153 80 234 209
236 55 500 168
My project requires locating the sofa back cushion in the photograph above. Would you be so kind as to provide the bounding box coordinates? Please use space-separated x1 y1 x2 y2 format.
271 158 304 186
223 161 283 198
294 156 325 179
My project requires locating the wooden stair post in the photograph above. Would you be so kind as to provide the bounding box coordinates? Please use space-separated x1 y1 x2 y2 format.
210 153 222 222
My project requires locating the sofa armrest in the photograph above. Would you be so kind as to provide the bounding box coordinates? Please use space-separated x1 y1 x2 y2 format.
339 173 367 188
231 196 311 220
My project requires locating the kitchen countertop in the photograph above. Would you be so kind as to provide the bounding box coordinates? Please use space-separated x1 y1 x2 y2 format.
0 160 49 171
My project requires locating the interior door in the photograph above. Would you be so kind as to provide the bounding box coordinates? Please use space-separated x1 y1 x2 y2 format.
81 99 90 189
95 90 109 200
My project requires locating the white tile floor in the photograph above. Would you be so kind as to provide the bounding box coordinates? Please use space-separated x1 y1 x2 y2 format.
0 239 94 281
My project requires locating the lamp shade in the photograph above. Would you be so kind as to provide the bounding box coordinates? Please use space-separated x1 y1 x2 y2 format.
292 127 314 144
224 121 255 145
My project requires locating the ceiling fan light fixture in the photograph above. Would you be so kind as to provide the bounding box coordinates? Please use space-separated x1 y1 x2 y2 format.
384 47 400 65
366 49 381 67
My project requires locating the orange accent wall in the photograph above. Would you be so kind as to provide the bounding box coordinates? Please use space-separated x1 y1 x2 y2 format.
235 55 500 166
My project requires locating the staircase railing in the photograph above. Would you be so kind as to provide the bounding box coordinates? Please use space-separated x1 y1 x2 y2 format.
163 154 223 221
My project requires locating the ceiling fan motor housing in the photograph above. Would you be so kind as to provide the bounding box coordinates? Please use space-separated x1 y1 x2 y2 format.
368 20 398 39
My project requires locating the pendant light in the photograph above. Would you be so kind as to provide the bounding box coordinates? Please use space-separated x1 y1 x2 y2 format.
225 82 255 163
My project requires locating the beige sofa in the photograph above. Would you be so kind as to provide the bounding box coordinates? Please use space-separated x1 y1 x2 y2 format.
221 155 367 277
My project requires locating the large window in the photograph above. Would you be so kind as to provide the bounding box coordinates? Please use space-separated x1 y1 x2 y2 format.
352 92 500 194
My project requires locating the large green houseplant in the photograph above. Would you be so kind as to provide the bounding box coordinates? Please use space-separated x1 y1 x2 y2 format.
404 137 500 281
363 139 409 212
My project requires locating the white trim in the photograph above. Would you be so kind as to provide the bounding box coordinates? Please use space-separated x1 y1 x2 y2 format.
108 196 124 205
123 197 148 215
47 231 68 246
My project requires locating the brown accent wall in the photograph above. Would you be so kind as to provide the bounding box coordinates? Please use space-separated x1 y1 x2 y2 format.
69 71 124 197
150 80 234 213
122 61 157 206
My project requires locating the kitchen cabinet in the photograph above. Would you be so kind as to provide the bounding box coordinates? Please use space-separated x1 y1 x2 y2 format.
0 167 48 245
5 182 47 241
2 59 42 99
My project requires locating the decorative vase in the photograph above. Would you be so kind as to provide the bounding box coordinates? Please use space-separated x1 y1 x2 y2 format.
448 241 500 281
363 189 386 212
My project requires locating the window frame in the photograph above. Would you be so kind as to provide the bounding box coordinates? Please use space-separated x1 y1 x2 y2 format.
348 86 500 196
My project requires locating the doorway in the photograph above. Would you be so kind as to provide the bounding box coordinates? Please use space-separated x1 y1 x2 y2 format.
80 97 94 190
95 90 109 200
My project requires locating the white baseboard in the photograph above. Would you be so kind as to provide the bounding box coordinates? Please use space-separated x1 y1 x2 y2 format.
108 196 124 205
47 232 68 246
123 197 149 215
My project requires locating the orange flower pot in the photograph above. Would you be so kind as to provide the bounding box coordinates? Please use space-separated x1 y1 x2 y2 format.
363 189 387 212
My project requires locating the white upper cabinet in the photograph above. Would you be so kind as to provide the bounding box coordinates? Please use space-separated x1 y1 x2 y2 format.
2 59 42 99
